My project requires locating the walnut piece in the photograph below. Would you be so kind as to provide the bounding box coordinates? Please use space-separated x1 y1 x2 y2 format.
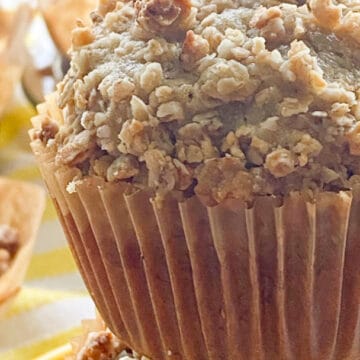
135 0 192 39
56 130 97 166
265 148 296 178
309 0 341 30
250 6 282 29
181 30 209 70
106 155 139 181
195 158 253 206
144 149 178 194
72 27 95 48
33 117 59 144
76 330 123 360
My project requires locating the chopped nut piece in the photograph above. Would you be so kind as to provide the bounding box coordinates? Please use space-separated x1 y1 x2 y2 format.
154 86 174 103
157 101 185 122
34 117 59 144
144 149 177 193
107 155 139 181
140 63 163 93
309 0 341 29
199 59 258 102
280 97 313 117
265 148 296 178
250 6 282 29
202 26 224 51
195 158 252 206
56 130 97 166
92 155 114 178
135 0 192 39
131 96 150 122
119 119 149 156
280 41 326 94
110 79 135 101
337 12 360 44
76 330 123 360
181 30 209 70
322 167 340 183
251 136 270 155
72 27 95 48
293 134 322 166
217 39 235 60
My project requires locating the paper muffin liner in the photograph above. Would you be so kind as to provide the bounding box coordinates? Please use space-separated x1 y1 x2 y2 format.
31 140 360 360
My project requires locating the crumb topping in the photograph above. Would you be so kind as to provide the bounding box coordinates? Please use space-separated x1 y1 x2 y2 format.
34 0 360 204
76 330 123 360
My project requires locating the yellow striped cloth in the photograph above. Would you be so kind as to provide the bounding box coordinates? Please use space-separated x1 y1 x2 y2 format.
0 104 95 359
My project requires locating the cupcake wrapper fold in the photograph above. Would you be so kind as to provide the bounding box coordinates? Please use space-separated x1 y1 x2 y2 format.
32 141 360 360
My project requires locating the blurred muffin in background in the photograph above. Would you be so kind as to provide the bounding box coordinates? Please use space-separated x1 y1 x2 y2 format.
0 4 33 117
19 0 98 107
0 9 17 115
0 8 13 44
39 0 97 56
0 177 45 318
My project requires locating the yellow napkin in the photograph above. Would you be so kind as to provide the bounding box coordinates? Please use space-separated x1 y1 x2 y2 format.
0 104 95 360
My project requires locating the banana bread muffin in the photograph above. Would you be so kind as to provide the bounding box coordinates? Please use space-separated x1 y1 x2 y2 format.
31 1 360 359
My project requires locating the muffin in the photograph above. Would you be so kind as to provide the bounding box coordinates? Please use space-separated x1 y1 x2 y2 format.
0 4 33 116
0 177 45 316
30 0 360 359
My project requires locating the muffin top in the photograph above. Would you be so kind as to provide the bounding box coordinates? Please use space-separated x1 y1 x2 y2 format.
33 0 360 205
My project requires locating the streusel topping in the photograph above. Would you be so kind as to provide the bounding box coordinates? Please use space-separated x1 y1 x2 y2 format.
75 330 124 360
32 0 360 204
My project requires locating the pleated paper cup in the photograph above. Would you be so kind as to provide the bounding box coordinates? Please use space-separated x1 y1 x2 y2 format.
31 134 360 360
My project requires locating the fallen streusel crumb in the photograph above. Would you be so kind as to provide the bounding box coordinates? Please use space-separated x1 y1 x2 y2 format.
73 326 150 360
76 330 123 360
